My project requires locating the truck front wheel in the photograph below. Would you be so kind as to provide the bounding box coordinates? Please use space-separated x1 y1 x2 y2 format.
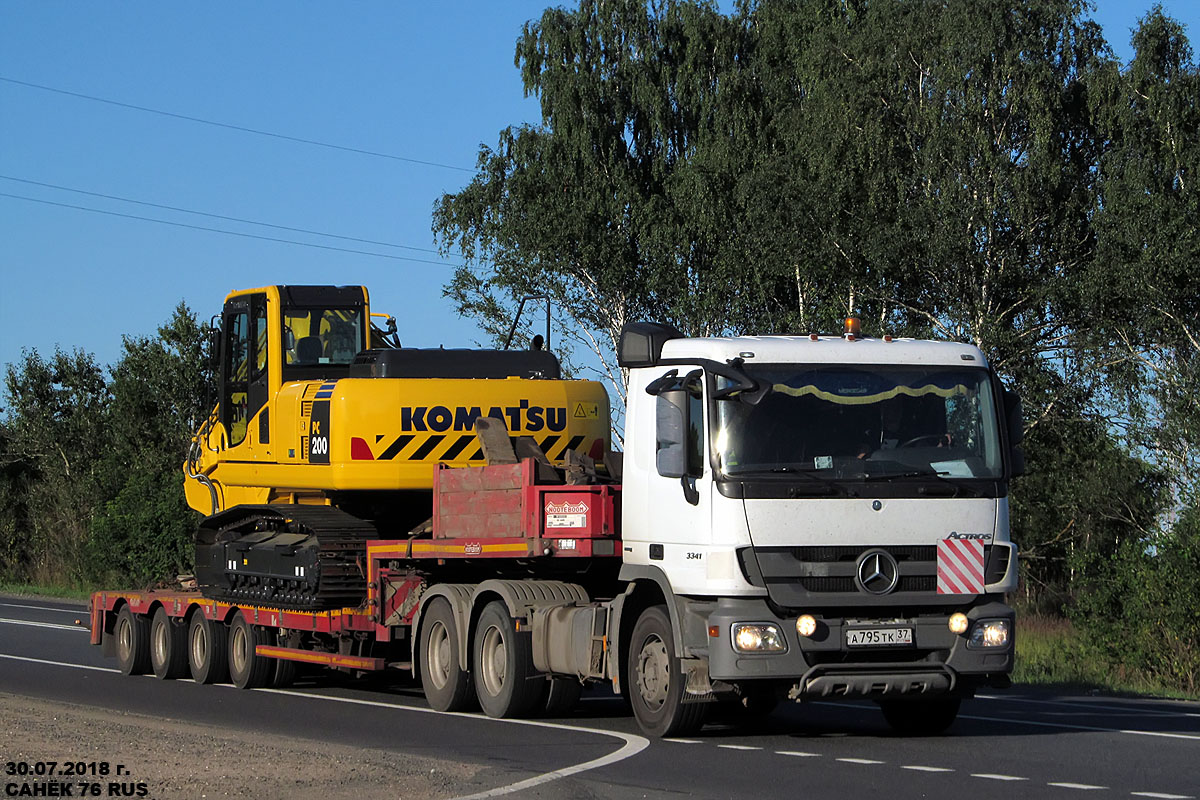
419 598 475 712
472 601 542 718
627 605 707 737
115 606 150 676
880 697 961 735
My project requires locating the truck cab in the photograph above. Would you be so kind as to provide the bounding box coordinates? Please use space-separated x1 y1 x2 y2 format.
617 321 1020 734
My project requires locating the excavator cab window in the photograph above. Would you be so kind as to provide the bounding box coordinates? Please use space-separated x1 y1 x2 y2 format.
222 293 270 447
283 307 364 367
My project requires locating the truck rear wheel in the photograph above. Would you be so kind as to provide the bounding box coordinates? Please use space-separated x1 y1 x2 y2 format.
880 697 961 735
472 601 542 718
627 605 707 738
228 611 273 689
188 612 228 684
115 606 151 676
419 598 475 712
149 608 187 679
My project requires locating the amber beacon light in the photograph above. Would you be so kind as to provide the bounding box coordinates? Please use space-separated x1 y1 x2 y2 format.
843 317 862 339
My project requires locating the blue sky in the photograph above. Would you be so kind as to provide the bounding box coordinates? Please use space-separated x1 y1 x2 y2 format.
1 2 1196 379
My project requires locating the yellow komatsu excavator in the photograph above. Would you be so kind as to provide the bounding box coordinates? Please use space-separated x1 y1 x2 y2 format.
184 285 610 609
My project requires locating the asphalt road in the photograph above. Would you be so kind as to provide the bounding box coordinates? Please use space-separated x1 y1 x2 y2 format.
2 595 1199 799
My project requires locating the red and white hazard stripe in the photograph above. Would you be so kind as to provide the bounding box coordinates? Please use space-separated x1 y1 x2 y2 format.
937 538 985 594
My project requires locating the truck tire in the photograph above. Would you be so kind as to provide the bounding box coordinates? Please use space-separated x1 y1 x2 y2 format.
115 606 151 676
627 605 708 737
880 697 961 735
419 598 475 712
228 611 273 689
149 608 188 679
472 601 542 718
541 677 583 717
188 612 228 684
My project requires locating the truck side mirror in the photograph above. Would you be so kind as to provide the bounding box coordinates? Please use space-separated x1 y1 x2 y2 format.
656 389 689 479
1003 388 1026 477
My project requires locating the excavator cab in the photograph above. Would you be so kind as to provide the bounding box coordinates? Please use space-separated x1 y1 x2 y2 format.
217 285 369 448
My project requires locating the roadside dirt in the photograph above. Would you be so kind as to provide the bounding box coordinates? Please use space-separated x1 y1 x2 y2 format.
0 692 481 799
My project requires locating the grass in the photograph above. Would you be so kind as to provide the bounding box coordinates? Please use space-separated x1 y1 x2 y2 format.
0 581 94 602
1015 613 1199 700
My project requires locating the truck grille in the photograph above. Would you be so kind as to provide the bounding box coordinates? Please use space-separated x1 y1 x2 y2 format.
742 544 996 608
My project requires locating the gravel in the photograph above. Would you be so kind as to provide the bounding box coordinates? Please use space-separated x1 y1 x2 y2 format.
0 692 483 799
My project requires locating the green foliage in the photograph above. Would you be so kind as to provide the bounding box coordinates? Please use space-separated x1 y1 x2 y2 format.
1072 499 1200 694
0 303 212 589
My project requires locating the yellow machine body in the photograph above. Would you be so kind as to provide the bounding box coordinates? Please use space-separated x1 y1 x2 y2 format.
184 285 610 517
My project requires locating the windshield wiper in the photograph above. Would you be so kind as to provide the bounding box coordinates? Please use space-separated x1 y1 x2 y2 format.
858 469 950 482
858 470 987 497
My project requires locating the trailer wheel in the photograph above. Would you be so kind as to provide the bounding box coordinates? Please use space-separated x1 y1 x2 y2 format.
472 601 542 718
880 697 961 736
149 608 187 679
228 611 273 690
271 652 298 688
541 677 583 717
627 605 708 737
115 606 151 676
188 612 228 684
419 598 475 712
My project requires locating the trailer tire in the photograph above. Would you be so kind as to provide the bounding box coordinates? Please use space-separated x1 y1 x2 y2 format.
115 606 151 676
271 653 298 688
880 697 960 736
149 608 187 679
541 677 583 717
627 605 708 738
228 611 273 690
188 612 228 684
419 599 475 712
472 601 542 719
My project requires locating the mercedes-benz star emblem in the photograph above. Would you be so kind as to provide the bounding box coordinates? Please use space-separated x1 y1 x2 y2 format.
856 549 900 595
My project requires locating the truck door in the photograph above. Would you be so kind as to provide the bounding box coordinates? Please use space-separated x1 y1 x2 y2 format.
645 368 713 590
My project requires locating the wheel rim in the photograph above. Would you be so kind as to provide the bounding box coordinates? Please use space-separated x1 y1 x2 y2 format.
231 623 247 674
427 620 451 690
191 621 207 668
479 624 507 697
152 620 168 667
636 633 670 712
116 616 132 661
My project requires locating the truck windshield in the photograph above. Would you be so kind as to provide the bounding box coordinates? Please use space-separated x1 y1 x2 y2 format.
715 365 1002 480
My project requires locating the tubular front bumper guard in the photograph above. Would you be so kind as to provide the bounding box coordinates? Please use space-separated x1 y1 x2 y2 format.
790 662 956 701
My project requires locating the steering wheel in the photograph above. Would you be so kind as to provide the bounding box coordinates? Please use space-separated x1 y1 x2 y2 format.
899 434 946 448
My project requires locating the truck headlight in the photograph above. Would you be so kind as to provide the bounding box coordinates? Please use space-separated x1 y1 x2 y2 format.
732 623 787 653
967 619 1010 648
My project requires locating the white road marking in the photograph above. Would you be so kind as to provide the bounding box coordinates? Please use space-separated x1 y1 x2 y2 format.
0 653 118 673
777 751 821 758
0 617 89 632
717 744 761 751
837 758 884 765
977 694 1200 719
0 602 86 614
0 649 650 800
263 688 649 800
1130 793 1195 799
971 773 1029 781
902 765 954 772
958 710 1200 742
1049 782 1108 790
664 739 702 744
